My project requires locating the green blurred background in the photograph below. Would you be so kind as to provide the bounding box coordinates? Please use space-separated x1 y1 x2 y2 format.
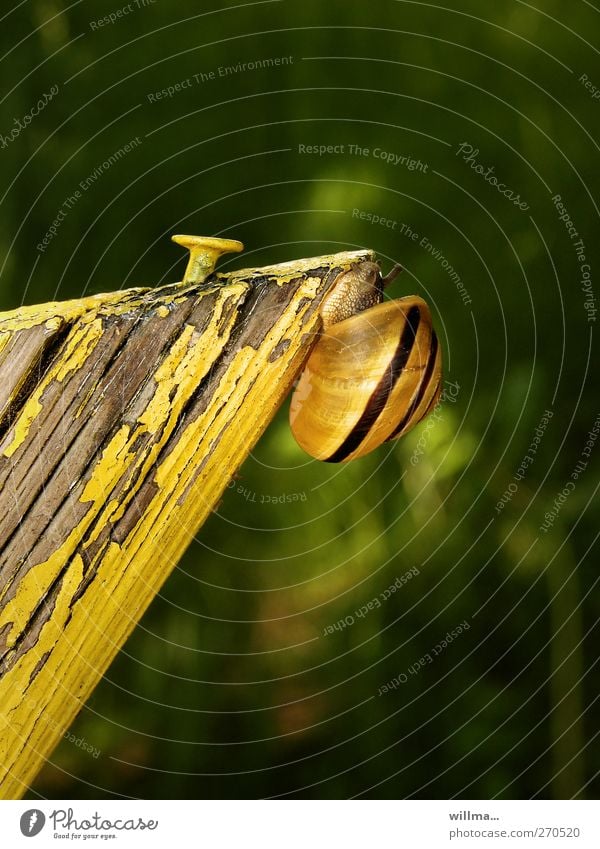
2 0 598 799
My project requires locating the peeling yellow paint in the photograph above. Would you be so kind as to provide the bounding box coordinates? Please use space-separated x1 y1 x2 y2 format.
137 324 196 430
82 288 246 545
0 529 89 650
54 317 104 382
80 425 133 504
3 317 105 458
2 395 43 459
44 318 62 331
0 249 373 800
0 291 138 333
0 554 84 775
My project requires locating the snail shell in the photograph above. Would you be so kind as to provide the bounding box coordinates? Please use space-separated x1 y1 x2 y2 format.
290 263 442 462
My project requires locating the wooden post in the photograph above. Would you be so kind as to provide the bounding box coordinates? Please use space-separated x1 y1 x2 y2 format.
0 238 374 798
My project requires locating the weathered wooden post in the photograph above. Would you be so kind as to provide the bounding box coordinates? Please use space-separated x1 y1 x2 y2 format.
0 236 375 798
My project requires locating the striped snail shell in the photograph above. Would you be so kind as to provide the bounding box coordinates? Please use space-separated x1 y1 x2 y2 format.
289 261 442 462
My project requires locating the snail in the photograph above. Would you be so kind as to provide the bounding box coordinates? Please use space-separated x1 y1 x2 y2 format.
289 261 442 462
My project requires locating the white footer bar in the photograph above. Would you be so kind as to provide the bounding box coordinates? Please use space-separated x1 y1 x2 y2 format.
0 799 597 848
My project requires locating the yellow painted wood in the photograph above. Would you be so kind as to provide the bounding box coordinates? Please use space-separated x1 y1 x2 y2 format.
0 241 374 798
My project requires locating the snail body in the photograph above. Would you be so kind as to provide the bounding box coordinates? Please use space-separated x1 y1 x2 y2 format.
289 262 442 462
